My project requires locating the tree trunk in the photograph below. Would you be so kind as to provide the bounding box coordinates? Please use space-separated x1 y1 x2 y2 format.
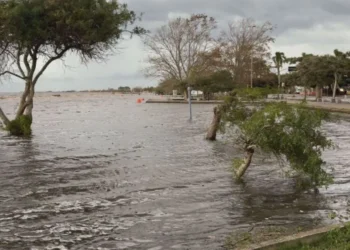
332 73 337 102
315 85 322 102
7 81 35 136
16 81 31 118
0 107 10 127
206 106 221 141
184 89 189 100
15 81 35 120
24 83 35 120
235 147 254 179
277 66 281 99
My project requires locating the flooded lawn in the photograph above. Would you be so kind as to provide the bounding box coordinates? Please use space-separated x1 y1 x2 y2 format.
0 93 349 250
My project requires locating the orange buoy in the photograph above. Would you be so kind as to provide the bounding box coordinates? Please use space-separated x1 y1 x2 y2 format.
137 98 142 103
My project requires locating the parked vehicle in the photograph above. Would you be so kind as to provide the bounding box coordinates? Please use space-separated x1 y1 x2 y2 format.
323 85 347 96
295 86 304 94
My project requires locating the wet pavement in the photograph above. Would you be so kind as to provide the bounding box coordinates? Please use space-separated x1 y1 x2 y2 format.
0 93 349 250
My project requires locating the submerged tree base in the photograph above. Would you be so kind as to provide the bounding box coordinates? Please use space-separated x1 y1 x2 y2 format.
6 115 32 137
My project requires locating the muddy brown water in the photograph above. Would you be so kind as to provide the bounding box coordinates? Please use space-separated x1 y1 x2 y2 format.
0 93 349 250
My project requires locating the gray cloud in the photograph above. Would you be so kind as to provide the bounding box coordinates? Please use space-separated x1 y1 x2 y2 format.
125 0 350 40
1 0 350 92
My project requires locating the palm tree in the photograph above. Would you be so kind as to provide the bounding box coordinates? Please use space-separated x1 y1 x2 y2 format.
331 49 350 102
272 52 287 92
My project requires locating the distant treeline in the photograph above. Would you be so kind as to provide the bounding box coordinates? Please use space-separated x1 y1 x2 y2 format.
54 86 156 93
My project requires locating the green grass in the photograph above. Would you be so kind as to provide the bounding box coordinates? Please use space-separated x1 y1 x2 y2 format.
224 225 309 250
279 224 350 250
224 223 350 250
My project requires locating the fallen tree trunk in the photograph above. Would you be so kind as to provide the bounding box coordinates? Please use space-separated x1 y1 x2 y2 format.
0 107 10 127
235 146 254 179
206 106 221 141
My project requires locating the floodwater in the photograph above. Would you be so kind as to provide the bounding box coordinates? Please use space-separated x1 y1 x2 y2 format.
0 93 349 250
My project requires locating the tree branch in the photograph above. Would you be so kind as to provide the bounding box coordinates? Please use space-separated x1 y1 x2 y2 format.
23 49 31 75
27 44 41 79
33 47 71 84
0 71 26 80
16 48 26 78
0 42 10 57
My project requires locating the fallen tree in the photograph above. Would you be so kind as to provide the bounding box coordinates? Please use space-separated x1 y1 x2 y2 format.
212 91 334 188
205 88 274 141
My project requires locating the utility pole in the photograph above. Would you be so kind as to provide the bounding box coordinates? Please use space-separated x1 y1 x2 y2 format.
188 86 192 121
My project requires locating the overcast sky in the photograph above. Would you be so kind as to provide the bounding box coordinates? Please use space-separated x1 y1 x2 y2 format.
1 0 350 92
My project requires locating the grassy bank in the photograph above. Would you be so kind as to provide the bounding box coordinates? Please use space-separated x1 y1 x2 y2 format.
279 223 350 250
284 100 350 115
224 223 350 250
224 224 318 250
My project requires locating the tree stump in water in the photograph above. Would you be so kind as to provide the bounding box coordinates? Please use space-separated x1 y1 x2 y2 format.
0 107 10 127
206 106 221 141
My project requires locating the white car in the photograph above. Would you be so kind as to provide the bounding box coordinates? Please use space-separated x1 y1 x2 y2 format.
295 86 304 94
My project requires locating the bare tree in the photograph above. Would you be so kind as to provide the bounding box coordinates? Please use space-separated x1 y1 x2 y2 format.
143 14 217 97
219 18 274 87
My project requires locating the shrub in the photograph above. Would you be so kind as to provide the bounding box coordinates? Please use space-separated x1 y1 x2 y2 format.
6 115 32 137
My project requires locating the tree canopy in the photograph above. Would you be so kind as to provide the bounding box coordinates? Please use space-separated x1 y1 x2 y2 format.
0 0 144 135
0 0 144 73
143 14 216 83
283 50 350 99
118 86 131 92
219 18 274 87
287 50 350 88
155 78 179 95
194 70 233 100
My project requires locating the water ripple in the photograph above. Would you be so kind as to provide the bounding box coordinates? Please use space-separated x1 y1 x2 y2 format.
0 93 350 249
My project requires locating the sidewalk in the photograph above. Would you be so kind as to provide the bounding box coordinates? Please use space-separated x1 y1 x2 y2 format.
274 99 350 114
146 97 350 114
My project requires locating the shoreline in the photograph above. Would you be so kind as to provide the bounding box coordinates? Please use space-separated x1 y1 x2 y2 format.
3 92 350 114
146 97 350 114
145 98 223 104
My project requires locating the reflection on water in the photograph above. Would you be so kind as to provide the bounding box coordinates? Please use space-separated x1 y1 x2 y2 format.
0 93 349 250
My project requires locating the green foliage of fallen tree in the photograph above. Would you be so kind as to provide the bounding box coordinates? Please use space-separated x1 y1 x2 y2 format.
219 90 334 188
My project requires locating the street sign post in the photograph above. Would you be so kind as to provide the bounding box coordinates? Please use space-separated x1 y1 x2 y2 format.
188 86 192 121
